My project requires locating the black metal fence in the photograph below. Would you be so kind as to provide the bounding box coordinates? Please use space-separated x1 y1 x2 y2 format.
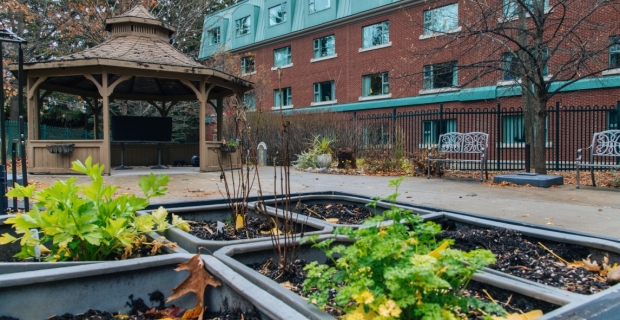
350 101 620 171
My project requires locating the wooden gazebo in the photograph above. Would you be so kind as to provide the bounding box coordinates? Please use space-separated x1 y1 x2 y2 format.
11 5 252 174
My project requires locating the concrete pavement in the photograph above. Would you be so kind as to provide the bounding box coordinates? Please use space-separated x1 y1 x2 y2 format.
28 166 620 239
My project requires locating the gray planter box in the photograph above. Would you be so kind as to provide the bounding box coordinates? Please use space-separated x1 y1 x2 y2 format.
138 203 332 254
0 253 308 320
214 235 584 320
257 194 435 228
0 214 188 274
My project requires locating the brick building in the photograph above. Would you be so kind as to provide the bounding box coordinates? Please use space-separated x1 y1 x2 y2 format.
198 0 620 168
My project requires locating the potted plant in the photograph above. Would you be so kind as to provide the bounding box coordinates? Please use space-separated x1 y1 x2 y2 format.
294 135 335 169
0 157 189 265
220 139 238 153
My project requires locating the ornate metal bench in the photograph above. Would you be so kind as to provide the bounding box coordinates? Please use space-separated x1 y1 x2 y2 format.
427 132 489 181
576 130 620 188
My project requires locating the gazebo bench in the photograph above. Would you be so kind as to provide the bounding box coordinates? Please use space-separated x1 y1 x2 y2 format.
427 132 489 181
576 130 620 188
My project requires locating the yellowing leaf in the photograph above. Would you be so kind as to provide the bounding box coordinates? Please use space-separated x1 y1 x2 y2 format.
428 241 450 258
325 218 339 223
172 214 190 232
182 306 203 319
345 304 377 320
39 244 51 254
492 310 543 320
0 233 18 245
260 227 282 235
235 214 245 229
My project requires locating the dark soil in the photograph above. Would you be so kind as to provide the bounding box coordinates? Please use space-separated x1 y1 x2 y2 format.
188 216 306 241
299 203 375 224
437 220 612 295
249 258 558 319
5 291 261 320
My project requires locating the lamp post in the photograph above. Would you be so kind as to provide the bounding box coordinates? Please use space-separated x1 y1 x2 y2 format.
0 28 27 213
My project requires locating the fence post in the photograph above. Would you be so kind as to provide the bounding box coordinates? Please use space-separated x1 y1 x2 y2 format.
496 103 501 171
19 115 28 211
439 104 444 135
0 165 6 214
555 101 560 171
392 107 397 149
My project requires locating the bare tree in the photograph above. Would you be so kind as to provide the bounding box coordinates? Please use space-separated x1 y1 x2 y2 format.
400 0 620 173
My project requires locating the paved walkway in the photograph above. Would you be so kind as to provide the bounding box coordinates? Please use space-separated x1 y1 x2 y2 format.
29 166 620 239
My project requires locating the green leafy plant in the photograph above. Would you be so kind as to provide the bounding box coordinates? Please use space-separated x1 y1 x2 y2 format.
312 134 335 155
225 138 238 148
303 177 505 319
0 156 189 261
293 134 335 168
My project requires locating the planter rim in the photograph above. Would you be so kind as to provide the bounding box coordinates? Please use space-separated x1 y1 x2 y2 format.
0 253 309 320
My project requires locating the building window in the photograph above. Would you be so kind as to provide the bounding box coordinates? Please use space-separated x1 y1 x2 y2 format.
207 27 220 45
235 16 251 36
243 93 256 110
273 46 292 67
269 3 287 26
502 48 548 81
313 81 335 102
423 119 457 145
503 0 549 18
423 61 458 89
610 36 620 69
608 110 618 130
362 72 389 97
309 0 330 13
502 115 548 144
423 4 458 35
313 35 335 58
241 56 255 74
274 87 292 107
362 21 389 49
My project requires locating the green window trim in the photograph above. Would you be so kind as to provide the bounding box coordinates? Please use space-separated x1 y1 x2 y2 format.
422 119 457 145
610 36 620 69
313 81 335 102
269 3 287 26
423 61 458 90
362 21 389 49
423 3 459 36
273 46 292 67
274 87 292 107
313 35 335 59
207 27 220 46
309 0 330 13
235 16 251 37
362 72 389 97
241 56 255 74
503 0 549 18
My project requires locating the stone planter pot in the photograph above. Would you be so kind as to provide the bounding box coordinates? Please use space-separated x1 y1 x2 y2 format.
214 235 585 320
0 214 188 274
0 253 307 320
137 202 332 254
315 153 332 168
257 193 436 228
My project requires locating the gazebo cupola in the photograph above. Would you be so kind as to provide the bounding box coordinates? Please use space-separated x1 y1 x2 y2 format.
11 5 253 175
104 5 175 41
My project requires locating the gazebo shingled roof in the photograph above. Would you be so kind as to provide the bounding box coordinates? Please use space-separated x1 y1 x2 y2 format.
11 5 253 175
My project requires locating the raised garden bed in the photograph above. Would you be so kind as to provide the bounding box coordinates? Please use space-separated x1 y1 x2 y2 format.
0 253 307 320
257 194 435 227
214 235 580 320
137 202 331 254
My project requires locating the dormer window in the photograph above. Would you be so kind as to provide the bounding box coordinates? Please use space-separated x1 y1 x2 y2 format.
309 0 330 13
207 27 220 45
269 3 287 26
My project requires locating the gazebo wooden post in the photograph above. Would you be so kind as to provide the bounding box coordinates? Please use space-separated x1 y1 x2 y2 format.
26 76 47 141
216 97 223 141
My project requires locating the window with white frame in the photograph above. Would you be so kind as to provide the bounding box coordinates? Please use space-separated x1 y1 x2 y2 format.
503 0 549 18
241 56 255 74
313 81 334 102
314 35 335 58
610 36 620 69
423 3 458 35
273 46 292 67
274 87 292 107
207 27 220 45
243 93 256 110
362 21 389 49
309 0 330 13
235 16 251 36
362 72 389 97
502 48 548 81
269 3 287 26
422 119 457 145
502 115 548 144
423 61 457 89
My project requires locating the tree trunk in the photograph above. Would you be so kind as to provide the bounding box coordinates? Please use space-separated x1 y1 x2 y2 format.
533 99 547 174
